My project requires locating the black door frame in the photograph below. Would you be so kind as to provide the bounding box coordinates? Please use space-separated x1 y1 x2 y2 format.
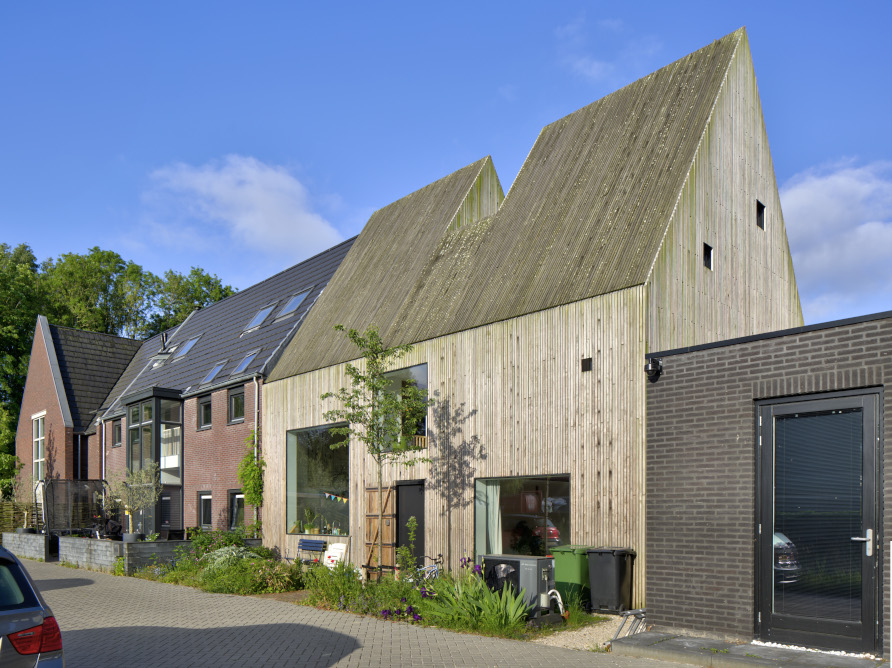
395 479 425 568
755 388 882 654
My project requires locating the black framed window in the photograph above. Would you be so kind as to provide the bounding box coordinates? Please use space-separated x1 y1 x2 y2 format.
756 199 766 230
703 243 713 270
112 419 122 447
474 475 570 557
127 400 153 472
198 396 212 429
199 493 212 529
286 425 349 536
229 491 245 530
229 388 245 423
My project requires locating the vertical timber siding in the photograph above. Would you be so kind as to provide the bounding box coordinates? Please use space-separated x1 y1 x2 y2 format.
646 36 802 352
265 286 648 604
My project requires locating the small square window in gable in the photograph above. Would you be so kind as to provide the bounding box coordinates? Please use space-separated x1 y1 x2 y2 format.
703 243 713 270
756 200 766 230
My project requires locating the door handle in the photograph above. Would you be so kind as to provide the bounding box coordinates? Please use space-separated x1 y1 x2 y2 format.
851 529 873 556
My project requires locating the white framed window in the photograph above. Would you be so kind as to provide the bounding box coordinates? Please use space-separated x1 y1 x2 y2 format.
199 493 212 529
32 413 46 480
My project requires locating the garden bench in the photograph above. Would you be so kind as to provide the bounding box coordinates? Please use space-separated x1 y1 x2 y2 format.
297 538 326 564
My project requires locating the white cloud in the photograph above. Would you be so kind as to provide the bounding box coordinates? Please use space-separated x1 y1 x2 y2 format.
780 160 892 323
143 155 344 261
554 15 660 84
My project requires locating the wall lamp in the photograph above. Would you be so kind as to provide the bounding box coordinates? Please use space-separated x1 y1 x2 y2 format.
644 357 662 381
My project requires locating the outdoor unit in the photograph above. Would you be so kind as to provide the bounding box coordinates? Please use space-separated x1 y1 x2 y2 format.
477 554 555 616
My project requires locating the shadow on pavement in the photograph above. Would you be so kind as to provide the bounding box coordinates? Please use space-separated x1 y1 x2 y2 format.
62 622 360 668
34 577 97 592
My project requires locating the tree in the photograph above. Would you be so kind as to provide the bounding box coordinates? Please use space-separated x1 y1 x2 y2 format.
108 462 162 534
119 261 161 339
0 244 44 455
42 247 128 334
148 267 236 336
321 325 431 580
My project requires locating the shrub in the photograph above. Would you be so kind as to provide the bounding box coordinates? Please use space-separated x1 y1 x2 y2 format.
421 569 529 634
202 545 258 572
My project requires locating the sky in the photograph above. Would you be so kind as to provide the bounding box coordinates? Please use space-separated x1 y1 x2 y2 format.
1 2 890 325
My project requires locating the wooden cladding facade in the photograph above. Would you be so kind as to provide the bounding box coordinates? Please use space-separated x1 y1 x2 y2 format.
264 287 650 603
646 36 802 351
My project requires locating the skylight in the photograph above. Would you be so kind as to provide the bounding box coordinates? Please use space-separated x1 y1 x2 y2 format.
277 290 310 318
244 304 276 331
232 351 259 375
173 336 200 359
201 361 226 384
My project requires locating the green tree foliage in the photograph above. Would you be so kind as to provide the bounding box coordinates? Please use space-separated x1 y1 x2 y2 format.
0 243 235 456
321 325 432 580
148 267 236 336
0 244 45 455
237 430 265 508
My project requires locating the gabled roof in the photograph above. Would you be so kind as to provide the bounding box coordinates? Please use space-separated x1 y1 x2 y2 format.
268 156 503 379
98 236 355 419
39 317 142 433
269 28 745 379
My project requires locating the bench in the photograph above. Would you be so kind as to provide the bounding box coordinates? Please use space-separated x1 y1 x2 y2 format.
297 538 327 564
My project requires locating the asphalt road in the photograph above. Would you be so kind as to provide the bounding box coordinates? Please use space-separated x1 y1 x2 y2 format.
24 559 683 668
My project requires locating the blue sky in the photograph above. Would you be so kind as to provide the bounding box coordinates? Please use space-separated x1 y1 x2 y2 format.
1 2 890 325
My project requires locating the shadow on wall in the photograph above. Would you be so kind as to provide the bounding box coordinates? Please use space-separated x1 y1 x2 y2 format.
62 623 360 668
427 391 486 570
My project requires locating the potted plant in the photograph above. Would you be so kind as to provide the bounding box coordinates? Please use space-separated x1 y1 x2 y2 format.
303 507 317 534
109 464 162 542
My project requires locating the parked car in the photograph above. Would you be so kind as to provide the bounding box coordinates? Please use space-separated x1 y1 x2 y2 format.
0 546 64 667
773 532 801 585
503 514 561 553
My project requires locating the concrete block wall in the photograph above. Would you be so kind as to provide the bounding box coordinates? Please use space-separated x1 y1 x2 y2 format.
646 315 892 651
58 536 123 572
2 532 51 561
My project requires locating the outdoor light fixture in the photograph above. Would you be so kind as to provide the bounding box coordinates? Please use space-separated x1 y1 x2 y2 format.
644 357 662 381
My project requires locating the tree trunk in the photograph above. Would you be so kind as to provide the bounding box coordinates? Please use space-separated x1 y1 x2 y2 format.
376 459 383 583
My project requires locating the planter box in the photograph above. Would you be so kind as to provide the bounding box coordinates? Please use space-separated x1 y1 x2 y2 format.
2 532 52 562
58 536 123 572
122 540 191 575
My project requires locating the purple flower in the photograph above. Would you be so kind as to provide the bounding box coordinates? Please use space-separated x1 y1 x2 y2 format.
413 613 421 621
401 597 407 603
395 608 402 616
473 564 482 575
381 609 391 619
406 605 414 614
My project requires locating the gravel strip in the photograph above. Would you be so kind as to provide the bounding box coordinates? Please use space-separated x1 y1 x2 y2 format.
531 614 624 652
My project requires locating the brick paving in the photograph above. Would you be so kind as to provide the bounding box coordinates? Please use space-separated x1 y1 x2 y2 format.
25 560 682 668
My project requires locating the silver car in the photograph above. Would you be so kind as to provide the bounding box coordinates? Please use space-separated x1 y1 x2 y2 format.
0 546 64 667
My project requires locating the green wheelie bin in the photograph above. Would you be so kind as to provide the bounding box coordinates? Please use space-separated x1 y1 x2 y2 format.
551 545 592 609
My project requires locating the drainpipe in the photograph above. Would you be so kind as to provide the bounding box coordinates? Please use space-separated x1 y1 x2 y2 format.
100 419 105 480
253 373 261 527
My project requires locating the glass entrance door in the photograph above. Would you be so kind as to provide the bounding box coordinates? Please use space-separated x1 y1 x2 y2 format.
758 393 878 653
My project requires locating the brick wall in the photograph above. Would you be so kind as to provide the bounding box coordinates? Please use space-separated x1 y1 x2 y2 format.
646 316 892 651
183 380 260 529
15 324 72 483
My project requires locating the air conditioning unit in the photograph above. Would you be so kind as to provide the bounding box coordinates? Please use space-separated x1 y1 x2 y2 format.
477 554 555 617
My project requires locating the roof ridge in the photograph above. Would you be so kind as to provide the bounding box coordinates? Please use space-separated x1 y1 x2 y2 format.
47 320 141 343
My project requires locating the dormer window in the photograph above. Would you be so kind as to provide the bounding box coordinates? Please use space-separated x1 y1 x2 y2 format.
173 336 200 360
244 304 276 332
201 360 227 385
277 290 310 318
232 350 259 376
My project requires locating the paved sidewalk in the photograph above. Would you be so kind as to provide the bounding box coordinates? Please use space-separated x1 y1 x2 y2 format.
25 560 682 668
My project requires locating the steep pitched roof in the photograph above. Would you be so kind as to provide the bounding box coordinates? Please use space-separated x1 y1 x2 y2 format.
98 237 355 419
45 321 142 433
270 29 745 378
268 157 503 380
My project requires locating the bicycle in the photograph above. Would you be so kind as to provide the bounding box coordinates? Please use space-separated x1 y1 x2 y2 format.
405 553 443 582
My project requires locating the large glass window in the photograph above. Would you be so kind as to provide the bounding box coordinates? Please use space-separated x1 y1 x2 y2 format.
385 364 428 447
128 400 153 472
32 416 45 481
287 425 349 536
474 475 570 556
159 399 182 486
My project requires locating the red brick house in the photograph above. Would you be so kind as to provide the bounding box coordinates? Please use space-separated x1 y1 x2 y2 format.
15 238 354 532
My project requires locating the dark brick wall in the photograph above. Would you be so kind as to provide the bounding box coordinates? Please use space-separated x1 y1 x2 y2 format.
16 324 73 482
646 316 892 651
100 382 260 531
182 380 259 530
